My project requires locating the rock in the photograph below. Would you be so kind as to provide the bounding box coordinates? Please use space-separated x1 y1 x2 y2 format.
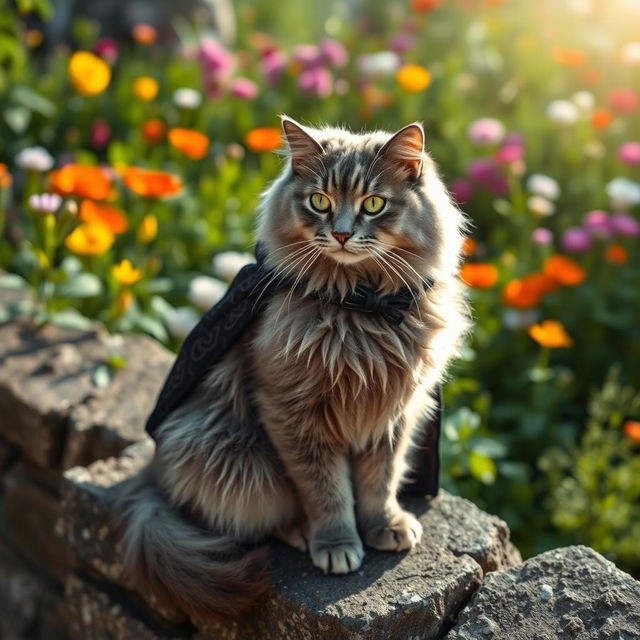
446 545 640 640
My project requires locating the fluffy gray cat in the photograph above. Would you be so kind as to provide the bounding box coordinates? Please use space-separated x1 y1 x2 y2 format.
120 116 469 620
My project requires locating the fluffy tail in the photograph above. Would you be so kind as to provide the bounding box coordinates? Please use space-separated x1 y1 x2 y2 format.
119 470 269 621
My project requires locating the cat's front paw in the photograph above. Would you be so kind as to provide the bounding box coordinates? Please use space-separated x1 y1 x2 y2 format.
363 510 423 552
309 529 364 574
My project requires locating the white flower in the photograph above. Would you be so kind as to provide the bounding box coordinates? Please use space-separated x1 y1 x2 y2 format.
173 88 203 110
527 196 555 217
605 177 640 210
212 251 254 281
357 51 400 77
502 309 539 330
188 276 227 310
15 146 54 172
28 192 62 213
571 90 594 112
620 42 640 65
546 100 579 125
166 307 200 340
526 174 560 201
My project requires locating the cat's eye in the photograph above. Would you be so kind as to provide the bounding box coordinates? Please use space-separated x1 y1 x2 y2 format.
362 195 386 215
309 192 331 213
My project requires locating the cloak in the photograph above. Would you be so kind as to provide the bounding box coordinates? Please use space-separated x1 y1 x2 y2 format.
146 245 442 498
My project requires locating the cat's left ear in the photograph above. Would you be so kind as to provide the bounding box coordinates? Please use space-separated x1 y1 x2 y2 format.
380 123 424 180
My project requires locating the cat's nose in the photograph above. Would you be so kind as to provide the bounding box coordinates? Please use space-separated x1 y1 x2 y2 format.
332 232 352 245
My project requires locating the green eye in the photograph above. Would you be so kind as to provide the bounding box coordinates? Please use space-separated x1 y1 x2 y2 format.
310 193 331 212
362 195 386 215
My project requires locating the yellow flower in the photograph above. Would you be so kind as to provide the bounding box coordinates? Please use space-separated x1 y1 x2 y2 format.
528 320 574 348
137 214 158 243
65 223 115 255
133 76 159 102
115 289 134 315
397 64 432 92
69 52 111 96
112 259 143 285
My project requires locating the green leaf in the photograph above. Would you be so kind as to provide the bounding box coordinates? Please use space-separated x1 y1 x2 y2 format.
133 314 169 342
106 353 129 370
469 451 497 485
47 310 93 330
11 85 56 117
56 273 103 299
0 273 28 289
4 106 31 134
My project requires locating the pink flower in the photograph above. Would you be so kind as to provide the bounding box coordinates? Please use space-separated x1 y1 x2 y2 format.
94 38 118 64
609 88 639 114
261 49 287 86
610 212 640 237
198 39 234 78
468 159 497 183
298 67 333 98
468 118 505 146
293 44 323 69
91 119 111 149
450 179 474 204
495 143 524 165
583 210 612 238
390 32 416 54
532 227 553 246
230 77 258 100
562 227 593 253
320 39 348 68
618 142 640 166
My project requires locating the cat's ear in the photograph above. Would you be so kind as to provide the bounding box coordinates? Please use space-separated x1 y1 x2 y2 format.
281 116 324 176
380 123 424 180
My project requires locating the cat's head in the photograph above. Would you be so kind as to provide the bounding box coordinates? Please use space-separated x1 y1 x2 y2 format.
256 116 466 294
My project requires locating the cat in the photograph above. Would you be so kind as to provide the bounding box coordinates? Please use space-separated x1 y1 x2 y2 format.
120 116 469 621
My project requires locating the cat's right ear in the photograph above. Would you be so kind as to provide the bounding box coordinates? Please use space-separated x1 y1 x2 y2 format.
281 116 324 177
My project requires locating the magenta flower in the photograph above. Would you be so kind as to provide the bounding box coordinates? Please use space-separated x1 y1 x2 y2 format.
618 142 640 166
583 210 612 238
230 78 258 100
468 118 506 146
198 39 234 78
532 228 553 246
298 67 333 98
293 44 323 69
610 212 640 237
468 159 497 183
390 32 415 54
495 144 524 165
94 37 118 64
562 227 593 253
91 119 111 149
450 179 474 204
261 49 287 86
320 39 348 68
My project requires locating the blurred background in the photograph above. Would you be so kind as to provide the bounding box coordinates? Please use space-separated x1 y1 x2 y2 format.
0 0 639 575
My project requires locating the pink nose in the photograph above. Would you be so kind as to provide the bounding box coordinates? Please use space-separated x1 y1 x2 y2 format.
332 232 351 245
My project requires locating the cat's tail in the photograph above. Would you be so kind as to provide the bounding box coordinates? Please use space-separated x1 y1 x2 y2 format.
119 468 269 621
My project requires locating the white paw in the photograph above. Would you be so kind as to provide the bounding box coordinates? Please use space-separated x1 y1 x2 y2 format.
364 510 423 552
309 537 365 574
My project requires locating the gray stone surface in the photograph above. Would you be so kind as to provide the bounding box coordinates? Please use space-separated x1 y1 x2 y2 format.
446 545 640 640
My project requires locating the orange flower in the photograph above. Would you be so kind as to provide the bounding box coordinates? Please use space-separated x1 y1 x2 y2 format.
115 289 134 314
69 51 111 96
123 167 182 198
133 76 159 102
605 244 628 265
245 127 282 153
142 119 166 144
624 420 640 443
168 128 210 160
411 0 442 11
528 320 573 348
80 200 128 234
462 237 477 256
132 23 158 45
461 263 498 288
591 108 614 130
0 163 12 189
502 273 556 308
551 47 587 67
65 223 114 255
50 164 112 200
397 65 432 92
544 255 586 286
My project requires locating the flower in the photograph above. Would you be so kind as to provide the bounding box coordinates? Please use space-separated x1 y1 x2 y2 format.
298 67 333 98
198 39 234 79
112 260 142 285
168 128 210 160
468 118 505 146
624 420 640 443
561 227 593 254
583 210 612 238
123 167 183 197
132 23 158 45
28 193 62 213
397 64 432 92
15 146 54 172
69 51 111 96
460 263 498 288
94 37 118 64
261 49 287 85
620 42 640 65
133 76 159 101
167 307 199 340
546 100 579 125
591 107 614 130
320 39 348 68
188 276 227 310
173 88 202 109
528 320 574 348
390 33 416 54
358 51 400 77
462 237 477 256
80 200 128 234
572 90 595 111
532 228 553 246
137 214 158 243
618 142 640 166
245 127 282 153
212 251 254 281
50 164 112 200
91 119 111 149
605 244 629 265
230 77 259 100
0 164 12 189
528 196 555 217
502 273 556 308
142 119 166 144
608 88 639 114
293 44 323 69
450 179 474 204
65 223 115 255
610 213 640 237
495 143 524 166
551 47 587 67
411 0 442 11
605 177 640 210
527 174 560 200
544 255 586 286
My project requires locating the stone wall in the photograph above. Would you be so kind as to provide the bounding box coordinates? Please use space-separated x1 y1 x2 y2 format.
1 289 639 639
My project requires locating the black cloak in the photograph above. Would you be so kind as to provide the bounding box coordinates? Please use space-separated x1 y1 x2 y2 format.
146 245 442 498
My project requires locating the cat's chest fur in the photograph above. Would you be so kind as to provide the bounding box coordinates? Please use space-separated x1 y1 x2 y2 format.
252 293 428 449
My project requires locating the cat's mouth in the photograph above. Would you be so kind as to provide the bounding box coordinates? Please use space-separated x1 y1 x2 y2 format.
327 245 367 265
